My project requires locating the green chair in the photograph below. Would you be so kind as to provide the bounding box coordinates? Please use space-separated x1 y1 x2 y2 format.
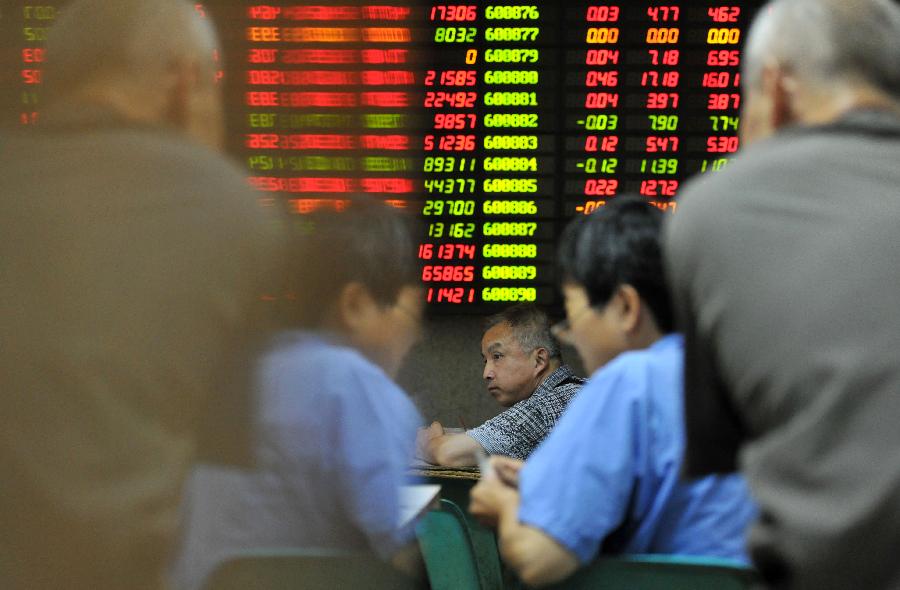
413 470 504 590
416 498 482 590
542 554 760 590
465 513 505 590
202 548 420 590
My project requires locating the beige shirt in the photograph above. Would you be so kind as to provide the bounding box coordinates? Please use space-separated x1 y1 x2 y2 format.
0 107 284 589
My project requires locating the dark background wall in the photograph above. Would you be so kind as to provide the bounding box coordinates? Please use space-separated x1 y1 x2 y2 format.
396 316 586 427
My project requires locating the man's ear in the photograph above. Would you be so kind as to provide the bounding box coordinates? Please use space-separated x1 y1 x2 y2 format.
613 284 643 335
533 347 549 373
164 57 225 150
763 61 798 132
163 58 196 132
337 281 376 333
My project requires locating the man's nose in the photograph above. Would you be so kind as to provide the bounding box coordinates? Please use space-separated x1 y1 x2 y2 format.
483 364 494 381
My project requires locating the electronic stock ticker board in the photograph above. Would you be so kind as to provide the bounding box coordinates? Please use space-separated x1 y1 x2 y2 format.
1 1 763 311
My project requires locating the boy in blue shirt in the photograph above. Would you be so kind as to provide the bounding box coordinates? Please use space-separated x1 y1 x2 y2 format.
470 198 755 587
171 200 425 589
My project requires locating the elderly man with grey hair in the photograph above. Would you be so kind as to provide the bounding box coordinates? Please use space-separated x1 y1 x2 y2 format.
665 0 900 589
0 1 282 588
416 304 585 466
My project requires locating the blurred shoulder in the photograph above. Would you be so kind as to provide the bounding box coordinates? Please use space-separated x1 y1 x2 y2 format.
675 125 834 220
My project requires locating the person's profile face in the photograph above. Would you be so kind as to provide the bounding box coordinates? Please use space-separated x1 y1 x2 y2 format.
739 64 788 148
480 322 539 408
184 15 226 150
560 282 626 374
365 285 424 379
187 60 225 150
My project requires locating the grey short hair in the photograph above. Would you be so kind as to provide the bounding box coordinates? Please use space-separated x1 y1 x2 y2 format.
744 0 900 99
44 0 219 102
484 304 561 360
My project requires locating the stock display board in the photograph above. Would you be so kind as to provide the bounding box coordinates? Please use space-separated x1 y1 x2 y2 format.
0 1 763 311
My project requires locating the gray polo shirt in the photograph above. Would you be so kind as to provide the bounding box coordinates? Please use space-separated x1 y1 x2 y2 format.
666 110 900 590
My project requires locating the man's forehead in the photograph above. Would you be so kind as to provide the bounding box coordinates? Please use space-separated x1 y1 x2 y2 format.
485 341 505 353
481 322 521 353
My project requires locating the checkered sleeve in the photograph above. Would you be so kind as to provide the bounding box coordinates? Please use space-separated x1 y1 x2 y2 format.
467 366 584 460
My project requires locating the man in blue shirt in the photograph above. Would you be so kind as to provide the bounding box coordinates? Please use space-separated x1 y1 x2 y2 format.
470 198 755 587
171 200 425 589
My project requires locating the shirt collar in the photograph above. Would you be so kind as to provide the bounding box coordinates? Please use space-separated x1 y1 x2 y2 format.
650 333 684 352
535 364 580 394
783 107 900 140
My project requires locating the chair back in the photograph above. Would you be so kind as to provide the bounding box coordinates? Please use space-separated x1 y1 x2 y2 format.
202 548 418 590
544 554 759 590
464 509 505 590
416 499 482 590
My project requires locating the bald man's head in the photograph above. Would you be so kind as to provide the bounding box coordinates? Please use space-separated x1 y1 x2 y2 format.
43 0 224 149
740 0 900 145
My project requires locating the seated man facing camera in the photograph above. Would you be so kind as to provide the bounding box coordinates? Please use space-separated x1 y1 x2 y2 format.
417 304 585 466
469 198 755 587
171 200 425 590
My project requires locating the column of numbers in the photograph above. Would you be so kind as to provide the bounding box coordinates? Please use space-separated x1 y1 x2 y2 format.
19 4 56 126
421 4 479 305
638 5 681 201
701 5 743 173
573 5 622 214
480 4 544 304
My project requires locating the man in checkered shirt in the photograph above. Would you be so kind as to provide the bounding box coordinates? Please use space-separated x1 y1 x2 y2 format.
416 304 585 465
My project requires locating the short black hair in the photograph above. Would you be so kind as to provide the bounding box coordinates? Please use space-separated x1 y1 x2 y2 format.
281 198 420 328
557 197 673 333
484 303 562 360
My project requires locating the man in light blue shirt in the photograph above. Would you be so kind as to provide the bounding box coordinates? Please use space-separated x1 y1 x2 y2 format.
171 200 425 589
470 198 755 587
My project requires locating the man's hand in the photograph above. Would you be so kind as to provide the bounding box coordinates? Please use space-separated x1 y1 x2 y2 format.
491 455 525 488
470 464 519 528
415 421 444 463
470 455 580 587
415 421 482 467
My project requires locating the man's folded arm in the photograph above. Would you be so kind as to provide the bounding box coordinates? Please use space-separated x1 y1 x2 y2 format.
426 432 483 467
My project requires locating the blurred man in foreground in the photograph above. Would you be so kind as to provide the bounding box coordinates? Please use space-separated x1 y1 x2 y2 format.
172 200 425 590
470 199 755 587
416 304 584 466
0 1 282 588
665 1 900 588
